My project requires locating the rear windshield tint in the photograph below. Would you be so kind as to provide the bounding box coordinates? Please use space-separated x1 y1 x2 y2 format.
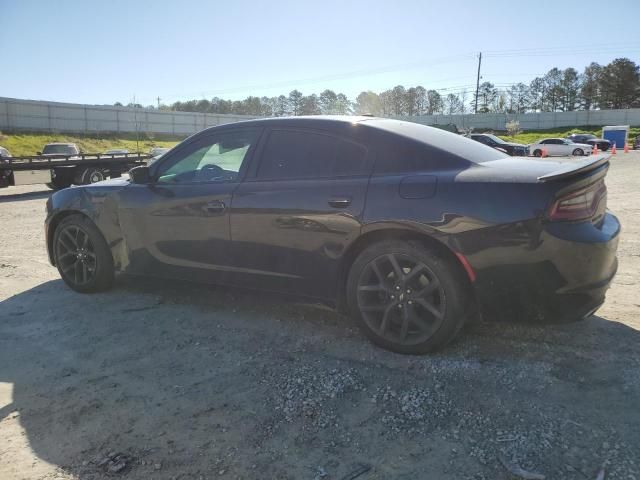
363 119 508 164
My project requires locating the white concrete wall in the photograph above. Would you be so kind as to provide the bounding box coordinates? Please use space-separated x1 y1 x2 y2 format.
0 97 257 136
397 109 640 131
2 97 639 136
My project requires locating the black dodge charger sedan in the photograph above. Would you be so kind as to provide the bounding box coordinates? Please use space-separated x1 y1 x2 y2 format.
566 133 611 152
467 133 529 156
45 117 619 354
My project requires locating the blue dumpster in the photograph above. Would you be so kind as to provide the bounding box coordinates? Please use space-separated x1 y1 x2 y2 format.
602 125 629 149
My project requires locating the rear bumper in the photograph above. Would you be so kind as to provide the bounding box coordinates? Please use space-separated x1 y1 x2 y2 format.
464 212 620 322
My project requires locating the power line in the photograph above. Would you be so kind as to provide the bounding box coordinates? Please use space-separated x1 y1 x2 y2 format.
140 42 640 104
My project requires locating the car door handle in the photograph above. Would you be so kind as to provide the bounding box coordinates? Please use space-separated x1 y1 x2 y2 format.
204 200 226 214
328 196 351 208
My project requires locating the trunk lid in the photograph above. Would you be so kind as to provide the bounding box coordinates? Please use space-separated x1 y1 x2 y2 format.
458 154 611 227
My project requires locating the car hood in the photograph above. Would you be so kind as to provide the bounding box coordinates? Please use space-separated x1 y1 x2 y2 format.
499 141 528 148
85 177 130 188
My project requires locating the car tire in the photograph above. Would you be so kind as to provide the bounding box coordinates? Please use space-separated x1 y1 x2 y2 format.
533 149 542 157
346 240 470 354
46 177 73 190
78 167 107 185
572 148 584 156
53 214 114 293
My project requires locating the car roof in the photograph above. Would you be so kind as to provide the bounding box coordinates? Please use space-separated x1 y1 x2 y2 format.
45 142 77 146
208 115 506 164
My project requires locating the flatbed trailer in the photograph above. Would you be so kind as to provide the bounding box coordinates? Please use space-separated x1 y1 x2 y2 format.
0 152 152 190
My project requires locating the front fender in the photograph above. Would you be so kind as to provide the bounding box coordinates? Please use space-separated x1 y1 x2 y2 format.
46 185 128 270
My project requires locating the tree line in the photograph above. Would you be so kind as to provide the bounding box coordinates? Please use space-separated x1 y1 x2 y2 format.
117 57 640 116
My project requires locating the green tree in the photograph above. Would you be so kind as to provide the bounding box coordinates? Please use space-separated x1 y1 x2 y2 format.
319 89 338 114
414 86 428 115
334 93 352 115
473 82 496 113
443 93 463 115
300 94 321 115
598 58 640 109
579 62 602 110
560 68 580 111
288 90 303 115
390 85 407 115
506 83 529 113
528 77 546 112
355 91 382 115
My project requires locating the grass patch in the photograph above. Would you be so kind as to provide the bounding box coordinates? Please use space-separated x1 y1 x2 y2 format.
0 131 184 156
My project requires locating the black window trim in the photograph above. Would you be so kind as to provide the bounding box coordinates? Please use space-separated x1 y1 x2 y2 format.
245 127 371 182
150 127 264 185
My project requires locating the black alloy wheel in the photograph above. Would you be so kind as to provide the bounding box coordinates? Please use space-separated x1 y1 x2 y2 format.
55 224 97 286
356 253 445 346
53 215 114 292
347 240 470 354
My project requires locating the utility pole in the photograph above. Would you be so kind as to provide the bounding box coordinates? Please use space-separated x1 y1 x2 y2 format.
474 52 482 114
133 95 140 153
157 96 161 109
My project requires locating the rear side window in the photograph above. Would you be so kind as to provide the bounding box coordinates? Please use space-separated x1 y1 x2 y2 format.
256 130 368 179
373 138 468 174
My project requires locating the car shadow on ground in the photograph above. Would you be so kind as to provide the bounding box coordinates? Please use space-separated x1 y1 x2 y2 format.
1 278 639 479
0 189 51 203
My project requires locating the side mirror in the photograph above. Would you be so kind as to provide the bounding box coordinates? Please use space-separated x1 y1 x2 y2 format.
129 165 152 184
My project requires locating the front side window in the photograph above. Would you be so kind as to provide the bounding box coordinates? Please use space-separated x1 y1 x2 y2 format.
157 129 260 184
256 130 368 180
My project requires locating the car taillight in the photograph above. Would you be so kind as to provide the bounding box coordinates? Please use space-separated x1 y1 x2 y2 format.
548 180 607 221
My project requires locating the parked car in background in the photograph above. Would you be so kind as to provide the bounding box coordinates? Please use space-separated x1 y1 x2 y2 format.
39 143 81 156
45 116 619 354
149 147 170 158
0 147 12 188
467 133 529 156
566 133 611 151
634 135 640 150
529 138 593 157
104 149 129 155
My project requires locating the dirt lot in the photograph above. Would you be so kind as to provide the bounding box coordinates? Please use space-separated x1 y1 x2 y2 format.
1 154 639 480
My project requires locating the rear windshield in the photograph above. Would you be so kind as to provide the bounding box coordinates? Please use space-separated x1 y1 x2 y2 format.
43 145 78 155
363 119 507 164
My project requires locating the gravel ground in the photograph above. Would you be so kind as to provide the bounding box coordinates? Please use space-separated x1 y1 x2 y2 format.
1 153 639 480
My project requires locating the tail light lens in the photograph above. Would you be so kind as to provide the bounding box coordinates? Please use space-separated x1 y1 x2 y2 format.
548 180 607 221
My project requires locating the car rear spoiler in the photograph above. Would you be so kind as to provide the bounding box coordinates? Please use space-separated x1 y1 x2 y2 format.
537 154 611 182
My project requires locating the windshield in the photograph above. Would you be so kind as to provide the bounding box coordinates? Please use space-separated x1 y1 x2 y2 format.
42 145 78 155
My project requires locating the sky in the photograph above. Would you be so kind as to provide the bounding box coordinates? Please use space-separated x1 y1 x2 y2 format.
1 0 639 106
